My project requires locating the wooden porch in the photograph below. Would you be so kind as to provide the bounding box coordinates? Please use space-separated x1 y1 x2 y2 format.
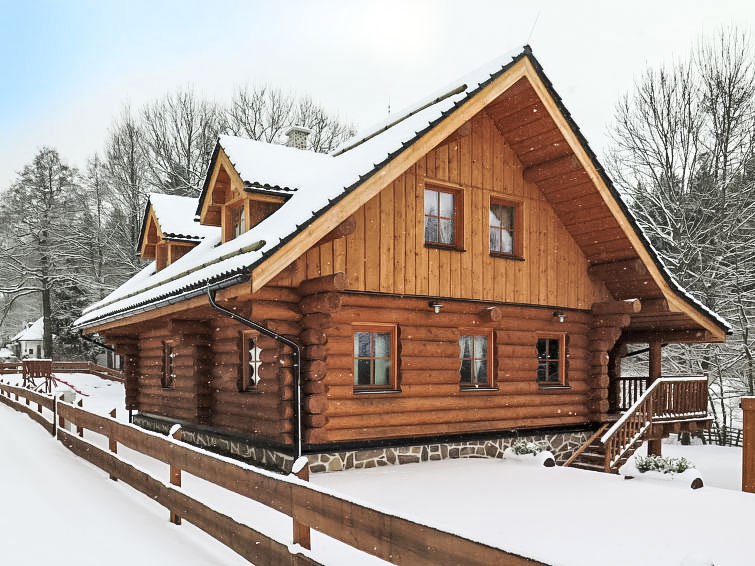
566 376 710 473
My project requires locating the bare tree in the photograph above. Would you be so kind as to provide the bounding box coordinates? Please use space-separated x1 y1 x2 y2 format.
141 88 222 196
609 28 755 432
224 85 354 152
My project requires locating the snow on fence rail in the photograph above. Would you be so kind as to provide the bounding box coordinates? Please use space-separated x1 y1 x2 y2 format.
0 361 124 382
0 382 544 566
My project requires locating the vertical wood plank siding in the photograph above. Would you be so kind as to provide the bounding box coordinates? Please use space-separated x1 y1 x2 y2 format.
274 111 610 310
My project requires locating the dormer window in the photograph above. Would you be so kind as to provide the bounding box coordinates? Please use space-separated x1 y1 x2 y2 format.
227 201 246 241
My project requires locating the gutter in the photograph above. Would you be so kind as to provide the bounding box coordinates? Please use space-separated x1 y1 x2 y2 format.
79 330 115 352
206 282 303 460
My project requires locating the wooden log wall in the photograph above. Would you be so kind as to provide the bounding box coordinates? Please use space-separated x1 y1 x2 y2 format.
313 293 593 444
110 335 139 410
586 300 636 421
271 111 612 311
208 294 300 444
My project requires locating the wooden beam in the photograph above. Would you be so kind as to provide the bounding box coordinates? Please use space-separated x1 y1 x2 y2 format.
522 154 581 184
587 258 645 281
640 298 669 314
314 215 356 246
622 329 712 344
591 299 641 315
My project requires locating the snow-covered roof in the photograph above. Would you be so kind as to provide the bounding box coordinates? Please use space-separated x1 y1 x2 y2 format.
148 193 217 241
13 318 43 342
75 45 730 335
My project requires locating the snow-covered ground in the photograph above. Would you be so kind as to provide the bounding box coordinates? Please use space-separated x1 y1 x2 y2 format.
1 372 751 566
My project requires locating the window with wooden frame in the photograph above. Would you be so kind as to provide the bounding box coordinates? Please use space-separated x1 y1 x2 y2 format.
239 331 262 392
161 340 176 389
489 198 523 258
536 334 566 386
352 325 397 391
424 186 462 248
459 332 492 388
225 200 246 241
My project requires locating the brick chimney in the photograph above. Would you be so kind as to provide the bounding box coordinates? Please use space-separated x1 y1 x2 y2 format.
285 126 311 150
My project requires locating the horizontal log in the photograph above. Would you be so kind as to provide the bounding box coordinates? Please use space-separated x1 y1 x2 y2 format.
300 292 342 315
593 314 631 328
309 414 589 444
640 298 669 313
325 403 588 428
250 300 301 321
478 306 502 323
250 285 300 303
298 272 348 296
588 258 645 281
263 319 300 336
301 313 333 330
303 414 328 428
303 344 327 360
304 394 327 415
399 341 459 357
494 331 538 346
591 299 641 315
522 154 581 184
400 356 463 371
300 328 327 345
398 325 460 342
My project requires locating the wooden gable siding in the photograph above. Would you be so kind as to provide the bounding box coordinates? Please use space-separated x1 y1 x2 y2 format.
273 111 610 310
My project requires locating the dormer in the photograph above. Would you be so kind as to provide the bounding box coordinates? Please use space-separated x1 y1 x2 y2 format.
197 145 291 243
138 193 216 272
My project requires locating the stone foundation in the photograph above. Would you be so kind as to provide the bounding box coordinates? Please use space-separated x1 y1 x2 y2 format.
307 431 592 473
133 413 591 475
132 413 295 472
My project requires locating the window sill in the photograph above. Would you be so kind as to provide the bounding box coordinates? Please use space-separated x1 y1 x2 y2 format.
460 386 499 392
490 252 525 261
353 388 402 395
238 389 260 395
538 384 571 392
424 243 466 252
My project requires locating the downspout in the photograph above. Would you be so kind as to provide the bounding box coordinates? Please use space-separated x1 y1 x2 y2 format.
206 283 303 459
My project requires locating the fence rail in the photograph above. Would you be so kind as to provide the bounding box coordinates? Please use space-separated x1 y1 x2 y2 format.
0 361 123 383
700 424 744 447
0 381 543 566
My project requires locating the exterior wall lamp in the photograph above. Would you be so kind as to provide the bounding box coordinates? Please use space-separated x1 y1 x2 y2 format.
429 301 443 314
553 310 566 323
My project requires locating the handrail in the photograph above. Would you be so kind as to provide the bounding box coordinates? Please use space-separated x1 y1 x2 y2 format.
601 376 708 472
563 424 609 468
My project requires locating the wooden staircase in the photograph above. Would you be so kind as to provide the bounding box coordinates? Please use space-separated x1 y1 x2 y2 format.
565 376 710 474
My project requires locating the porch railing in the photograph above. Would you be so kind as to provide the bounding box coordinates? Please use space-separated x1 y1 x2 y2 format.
602 376 708 472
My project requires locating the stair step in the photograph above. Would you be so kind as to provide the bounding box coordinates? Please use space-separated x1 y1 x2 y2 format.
578 452 605 463
570 462 605 472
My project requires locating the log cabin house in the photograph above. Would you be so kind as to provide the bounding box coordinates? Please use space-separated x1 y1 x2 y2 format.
75 46 729 474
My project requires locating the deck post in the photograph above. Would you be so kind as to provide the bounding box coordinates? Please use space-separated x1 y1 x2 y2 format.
743 397 755 493
647 341 663 457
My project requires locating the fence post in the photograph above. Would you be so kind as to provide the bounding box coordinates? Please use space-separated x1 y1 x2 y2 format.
169 426 182 525
52 394 57 437
107 408 118 481
58 395 65 429
76 399 84 438
291 456 311 550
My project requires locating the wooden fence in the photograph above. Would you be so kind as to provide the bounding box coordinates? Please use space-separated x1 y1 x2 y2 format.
700 423 744 447
0 381 544 566
0 361 123 383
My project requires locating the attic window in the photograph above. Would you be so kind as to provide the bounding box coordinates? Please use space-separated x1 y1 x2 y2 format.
226 201 246 241
489 198 523 258
424 186 463 249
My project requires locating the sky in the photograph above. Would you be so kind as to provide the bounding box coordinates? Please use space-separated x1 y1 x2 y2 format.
0 0 753 189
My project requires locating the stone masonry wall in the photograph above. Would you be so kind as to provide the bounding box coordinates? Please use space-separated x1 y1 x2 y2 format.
308 431 592 473
133 413 591 475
